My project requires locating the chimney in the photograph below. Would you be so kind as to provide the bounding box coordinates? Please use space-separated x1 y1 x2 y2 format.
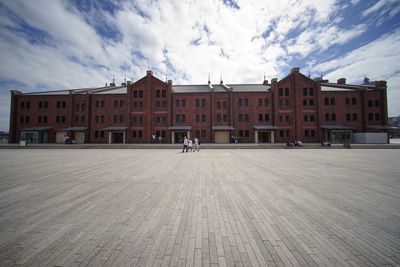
291 67 300 73
374 80 387 88
271 78 278 83
167 80 172 85
146 70 153 76
337 78 346 84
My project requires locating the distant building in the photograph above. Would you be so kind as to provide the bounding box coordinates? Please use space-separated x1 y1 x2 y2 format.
9 68 390 144
0 131 8 143
388 116 400 127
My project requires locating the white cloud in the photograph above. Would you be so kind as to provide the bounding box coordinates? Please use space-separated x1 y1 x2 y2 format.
312 30 400 117
0 0 399 131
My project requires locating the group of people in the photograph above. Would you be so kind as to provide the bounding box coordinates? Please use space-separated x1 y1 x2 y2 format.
63 135 76 144
151 134 163 143
286 140 303 148
321 140 332 147
182 136 200 152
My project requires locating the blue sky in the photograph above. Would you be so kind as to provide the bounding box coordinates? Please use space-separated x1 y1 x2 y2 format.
0 0 400 131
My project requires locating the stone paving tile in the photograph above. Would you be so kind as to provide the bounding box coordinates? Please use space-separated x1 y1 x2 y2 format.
0 149 399 266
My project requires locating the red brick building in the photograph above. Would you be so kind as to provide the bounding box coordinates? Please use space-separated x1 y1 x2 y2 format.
9 68 389 144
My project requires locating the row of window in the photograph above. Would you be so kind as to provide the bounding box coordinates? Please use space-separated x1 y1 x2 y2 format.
238 130 250 138
176 114 186 122
74 115 85 123
20 112 382 125
304 115 315 122
303 99 315 106
57 116 66 123
324 98 336 106
279 88 290 97
57 101 67 108
95 115 105 123
132 130 166 138
133 90 144 98
92 129 318 140
113 115 124 123
304 129 316 137
303 88 314 96
38 101 49 109
21 101 67 109
258 98 269 107
195 130 207 138
94 131 105 138
132 116 144 124
133 101 144 109
75 103 85 111
195 114 206 123
277 129 315 138
20 115 68 124
155 101 167 109
20 102 31 109
195 99 206 107
238 114 249 122
95 100 105 108
217 101 228 109
38 115 48 123
134 90 167 98
279 115 290 123
346 113 358 121
155 116 167 123
217 114 229 122
238 98 249 106
114 100 124 108
155 90 167 98
19 96 382 112
258 114 270 122
132 131 143 138
369 113 380 121
278 99 290 109
176 99 186 108
368 99 380 108
345 97 357 106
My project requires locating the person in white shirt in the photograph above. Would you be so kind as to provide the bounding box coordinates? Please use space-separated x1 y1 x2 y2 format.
182 136 188 152
193 138 200 152
188 139 193 152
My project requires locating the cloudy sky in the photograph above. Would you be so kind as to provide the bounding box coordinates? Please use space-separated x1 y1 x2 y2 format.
0 0 399 131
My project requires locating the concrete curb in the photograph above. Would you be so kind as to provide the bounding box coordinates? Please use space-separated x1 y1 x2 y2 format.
1 143 399 149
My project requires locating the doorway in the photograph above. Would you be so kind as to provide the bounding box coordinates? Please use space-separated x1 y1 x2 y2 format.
112 132 124 143
174 132 186 144
214 131 230 143
258 132 270 143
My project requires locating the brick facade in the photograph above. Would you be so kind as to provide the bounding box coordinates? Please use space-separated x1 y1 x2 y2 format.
9 68 389 144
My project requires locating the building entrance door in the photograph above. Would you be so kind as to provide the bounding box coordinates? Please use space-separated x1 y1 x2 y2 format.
258 132 270 143
174 132 186 144
214 131 230 143
112 132 124 143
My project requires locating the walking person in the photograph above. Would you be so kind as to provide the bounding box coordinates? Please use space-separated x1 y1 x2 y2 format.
193 138 200 152
151 133 156 143
188 139 193 152
182 136 188 153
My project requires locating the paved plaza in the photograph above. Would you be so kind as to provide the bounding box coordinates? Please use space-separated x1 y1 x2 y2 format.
0 149 399 266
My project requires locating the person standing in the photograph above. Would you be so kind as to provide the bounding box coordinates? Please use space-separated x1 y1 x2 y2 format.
188 139 193 152
182 136 188 152
151 133 156 143
193 138 200 152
